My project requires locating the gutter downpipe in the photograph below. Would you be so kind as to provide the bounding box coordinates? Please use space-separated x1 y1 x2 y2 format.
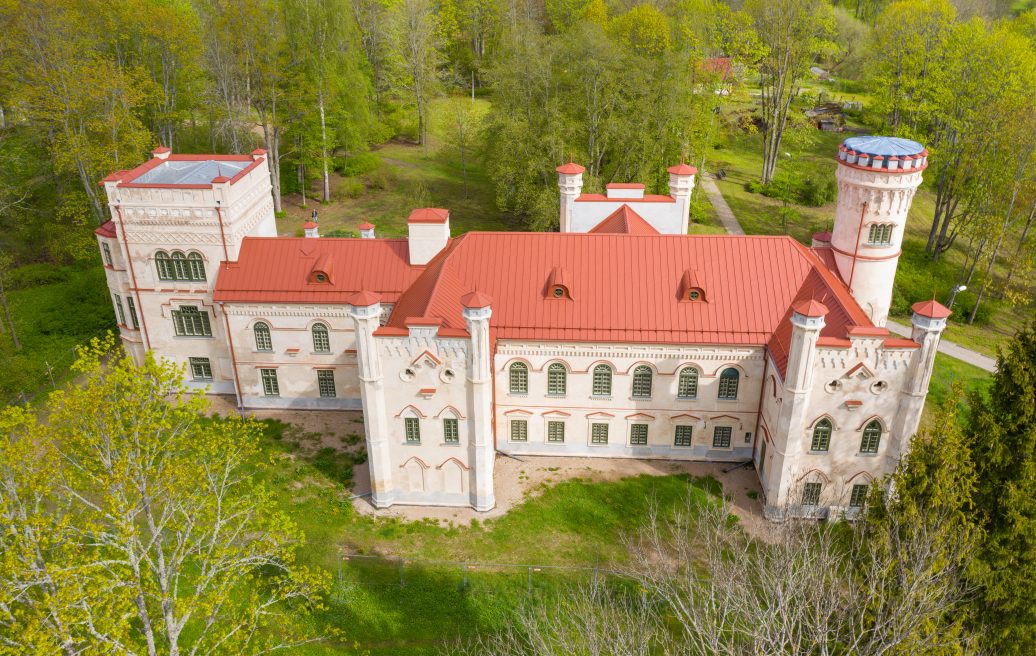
219 301 245 418
114 205 152 352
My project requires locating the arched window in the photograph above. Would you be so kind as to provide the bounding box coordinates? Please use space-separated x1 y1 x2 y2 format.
155 251 174 280
592 364 612 397
811 419 832 452
187 252 206 281
677 367 699 399
509 362 528 394
171 251 189 280
312 323 330 353
860 420 882 453
632 366 652 398
718 368 739 400
868 223 894 246
254 321 272 351
547 363 567 396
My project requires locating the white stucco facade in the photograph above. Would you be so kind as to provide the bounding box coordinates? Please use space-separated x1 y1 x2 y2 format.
96 137 946 520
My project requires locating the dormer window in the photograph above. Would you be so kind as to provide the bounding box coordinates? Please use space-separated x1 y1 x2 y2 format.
679 269 707 302
308 253 333 284
546 266 573 300
312 272 328 283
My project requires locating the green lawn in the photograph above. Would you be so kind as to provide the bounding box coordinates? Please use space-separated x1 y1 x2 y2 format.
249 419 723 654
926 353 993 409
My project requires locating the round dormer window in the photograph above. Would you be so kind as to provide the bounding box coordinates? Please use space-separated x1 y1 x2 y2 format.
315 273 327 283
553 287 564 298
688 290 700 301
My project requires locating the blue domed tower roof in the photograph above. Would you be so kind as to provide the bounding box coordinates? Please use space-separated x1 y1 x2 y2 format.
838 135 928 172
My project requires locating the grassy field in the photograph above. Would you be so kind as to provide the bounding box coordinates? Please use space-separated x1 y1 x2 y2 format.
249 419 722 654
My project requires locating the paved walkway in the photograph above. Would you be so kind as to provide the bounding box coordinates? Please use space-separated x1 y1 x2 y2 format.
885 320 996 372
700 173 744 235
699 172 997 375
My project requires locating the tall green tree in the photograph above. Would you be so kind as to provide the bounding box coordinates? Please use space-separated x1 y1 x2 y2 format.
744 0 837 184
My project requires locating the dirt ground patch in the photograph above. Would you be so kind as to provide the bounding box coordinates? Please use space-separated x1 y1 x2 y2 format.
207 395 769 538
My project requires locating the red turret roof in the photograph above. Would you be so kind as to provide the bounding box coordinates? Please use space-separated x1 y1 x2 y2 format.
359 220 375 230
911 299 952 319
667 163 698 176
94 220 117 238
460 290 493 308
408 208 449 224
347 290 380 307
556 162 586 174
792 299 829 317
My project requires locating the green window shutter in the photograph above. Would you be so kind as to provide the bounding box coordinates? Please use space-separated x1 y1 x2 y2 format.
317 370 336 397
811 419 832 452
404 417 421 443
802 482 822 506
254 322 272 351
510 419 528 441
547 421 565 443
509 363 528 394
592 365 612 396
712 426 732 448
850 484 868 508
630 424 648 445
189 357 212 380
860 420 882 453
260 368 279 396
674 425 693 447
312 324 330 352
677 368 699 399
443 418 459 443
547 363 567 395
718 368 739 399
591 423 609 444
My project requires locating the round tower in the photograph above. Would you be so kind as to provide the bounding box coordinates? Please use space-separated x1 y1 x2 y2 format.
831 136 928 327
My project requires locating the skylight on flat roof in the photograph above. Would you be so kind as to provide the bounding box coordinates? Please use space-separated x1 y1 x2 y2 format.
132 160 249 185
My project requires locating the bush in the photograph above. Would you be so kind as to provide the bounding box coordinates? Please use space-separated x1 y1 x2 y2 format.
333 178 365 201
5 264 70 290
800 177 837 207
321 229 358 238
745 180 764 194
334 152 381 177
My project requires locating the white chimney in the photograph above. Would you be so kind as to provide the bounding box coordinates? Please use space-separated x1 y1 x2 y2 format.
303 210 319 238
556 162 585 233
407 208 450 265
359 220 375 239
667 163 697 234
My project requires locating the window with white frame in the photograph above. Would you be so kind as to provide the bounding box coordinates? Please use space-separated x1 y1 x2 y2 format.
592 365 612 396
172 305 212 337
629 423 648 445
253 321 272 351
189 357 212 381
312 323 331 353
677 367 699 399
547 421 565 443
404 417 421 443
443 418 459 444
631 366 652 398
849 484 868 508
811 419 832 452
718 368 739 400
675 425 693 447
860 420 882 453
802 482 822 506
712 426 732 448
509 362 528 394
317 370 336 397
547 363 567 396
591 423 609 444
260 368 279 396
510 419 528 441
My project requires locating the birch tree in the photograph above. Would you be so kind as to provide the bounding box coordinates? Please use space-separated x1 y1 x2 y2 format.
392 0 442 146
0 339 328 653
744 0 836 184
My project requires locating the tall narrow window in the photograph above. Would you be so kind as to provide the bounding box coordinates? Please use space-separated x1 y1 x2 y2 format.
260 368 279 396
811 419 832 452
718 368 739 400
592 365 612 397
591 423 609 445
443 418 459 444
632 366 653 398
510 419 528 442
172 305 212 337
404 417 421 443
186 252 206 281
317 370 336 397
112 294 126 326
254 322 272 351
849 484 868 508
547 421 565 443
126 296 138 329
675 426 693 447
802 482 822 506
547 363 567 396
509 362 528 394
171 251 189 280
712 426 732 448
155 251 174 280
677 367 699 399
312 323 330 353
630 424 648 445
101 242 113 266
189 357 213 381
860 420 882 453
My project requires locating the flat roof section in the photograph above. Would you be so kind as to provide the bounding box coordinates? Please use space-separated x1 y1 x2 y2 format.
132 160 250 185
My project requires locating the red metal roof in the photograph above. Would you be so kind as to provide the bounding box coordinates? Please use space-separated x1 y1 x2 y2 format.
556 162 586 174
588 205 660 235
667 163 698 176
792 299 829 317
95 220 117 238
408 208 449 224
576 194 674 203
461 290 493 308
911 299 952 319
606 183 645 190
213 237 422 304
386 233 871 356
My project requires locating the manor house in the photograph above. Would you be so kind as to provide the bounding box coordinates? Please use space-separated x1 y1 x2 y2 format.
94 137 948 518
